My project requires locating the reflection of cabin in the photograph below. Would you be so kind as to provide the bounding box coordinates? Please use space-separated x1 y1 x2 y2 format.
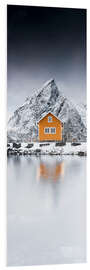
37 161 64 181
37 112 63 142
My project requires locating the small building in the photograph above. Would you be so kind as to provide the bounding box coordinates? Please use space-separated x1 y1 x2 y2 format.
37 112 63 142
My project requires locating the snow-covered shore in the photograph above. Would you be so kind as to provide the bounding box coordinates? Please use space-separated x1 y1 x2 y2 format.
7 142 87 156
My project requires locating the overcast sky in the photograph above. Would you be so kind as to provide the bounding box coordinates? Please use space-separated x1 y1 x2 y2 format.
7 5 86 117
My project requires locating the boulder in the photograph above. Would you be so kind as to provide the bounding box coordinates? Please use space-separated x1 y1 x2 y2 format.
55 141 66 147
78 151 87 156
39 143 50 147
26 143 33 148
13 142 21 148
7 143 10 147
71 142 81 146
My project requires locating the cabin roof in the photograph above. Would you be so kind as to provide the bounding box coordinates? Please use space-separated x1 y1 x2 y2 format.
37 111 63 125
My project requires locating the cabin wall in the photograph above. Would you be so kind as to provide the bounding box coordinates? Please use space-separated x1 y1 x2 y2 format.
38 113 62 141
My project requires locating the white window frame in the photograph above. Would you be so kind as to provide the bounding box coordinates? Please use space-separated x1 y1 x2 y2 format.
44 127 50 134
48 116 52 122
50 127 56 134
44 127 56 134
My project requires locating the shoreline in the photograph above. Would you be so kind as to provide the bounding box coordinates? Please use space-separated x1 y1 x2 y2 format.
7 142 87 156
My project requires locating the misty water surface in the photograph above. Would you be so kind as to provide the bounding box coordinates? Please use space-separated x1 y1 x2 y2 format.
7 155 86 266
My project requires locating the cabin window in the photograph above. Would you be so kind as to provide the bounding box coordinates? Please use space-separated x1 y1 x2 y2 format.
48 116 52 122
51 127 56 134
44 127 50 134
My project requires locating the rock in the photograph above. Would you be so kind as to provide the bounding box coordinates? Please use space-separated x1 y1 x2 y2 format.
23 151 28 155
71 142 81 146
7 148 12 155
35 149 41 152
26 143 33 148
13 142 21 149
39 143 50 147
34 149 41 155
77 151 87 156
55 141 66 147
19 152 23 155
49 151 58 155
13 150 18 155
7 143 10 147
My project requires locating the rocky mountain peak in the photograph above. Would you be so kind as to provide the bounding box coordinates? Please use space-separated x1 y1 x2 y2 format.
7 79 87 142
42 78 55 87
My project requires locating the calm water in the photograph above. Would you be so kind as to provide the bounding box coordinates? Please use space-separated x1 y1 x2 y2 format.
7 155 86 266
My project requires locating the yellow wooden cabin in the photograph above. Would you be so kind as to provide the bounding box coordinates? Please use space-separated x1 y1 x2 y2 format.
37 112 63 142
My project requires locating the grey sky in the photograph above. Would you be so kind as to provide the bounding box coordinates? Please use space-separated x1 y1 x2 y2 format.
7 5 86 117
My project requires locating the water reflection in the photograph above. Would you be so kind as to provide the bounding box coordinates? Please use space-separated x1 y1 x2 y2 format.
7 155 86 266
37 159 64 182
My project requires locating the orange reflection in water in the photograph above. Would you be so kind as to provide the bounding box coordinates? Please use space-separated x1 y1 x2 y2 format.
37 161 64 182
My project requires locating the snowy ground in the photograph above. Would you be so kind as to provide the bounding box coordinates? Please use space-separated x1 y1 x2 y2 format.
7 142 87 156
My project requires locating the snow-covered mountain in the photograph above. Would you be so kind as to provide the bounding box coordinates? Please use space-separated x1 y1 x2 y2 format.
7 79 87 142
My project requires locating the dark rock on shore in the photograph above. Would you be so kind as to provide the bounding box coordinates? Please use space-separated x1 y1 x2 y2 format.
7 143 10 147
39 143 50 147
55 141 66 147
77 151 87 156
13 142 21 149
71 142 81 146
26 143 33 148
